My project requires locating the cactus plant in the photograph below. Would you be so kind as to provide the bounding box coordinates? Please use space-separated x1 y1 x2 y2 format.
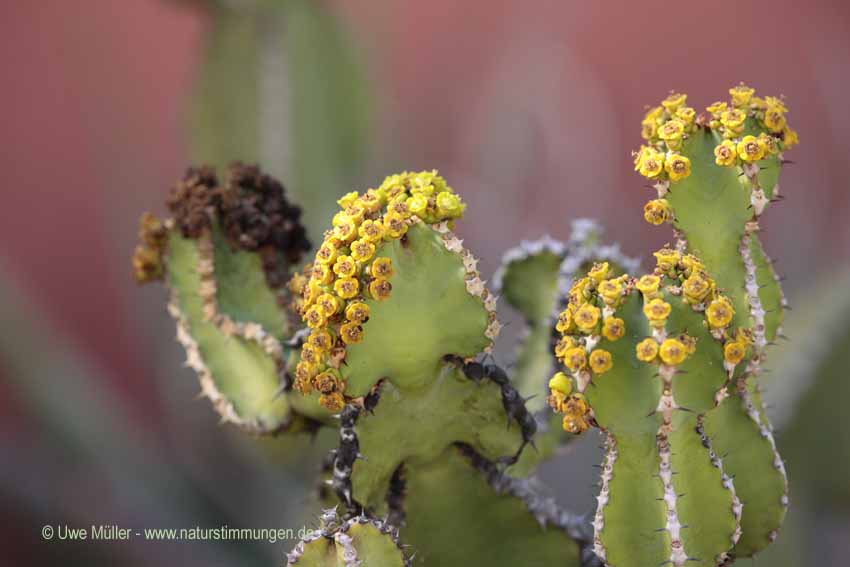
547 85 796 566
135 84 797 567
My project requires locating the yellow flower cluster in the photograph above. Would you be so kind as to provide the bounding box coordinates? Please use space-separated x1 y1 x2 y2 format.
635 92 695 182
291 170 466 410
633 247 747 368
547 372 591 434
549 261 628 433
706 84 798 166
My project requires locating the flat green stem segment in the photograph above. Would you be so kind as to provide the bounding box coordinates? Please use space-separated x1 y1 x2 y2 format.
499 247 562 410
704 388 786 557
343 223 490 396
211 225 290 340
351 366 524 509
749 233 784 342
600 434 670 566
402 448 580 567
665 294 729 413
168 232 290 431
587 293 661 432
668 130 751 328
669 412 738 563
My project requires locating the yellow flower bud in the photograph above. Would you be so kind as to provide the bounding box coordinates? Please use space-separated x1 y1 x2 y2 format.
436 191 464 218
337 191 359 208
782 127 799 149
407 193 429 217
548 372 573 396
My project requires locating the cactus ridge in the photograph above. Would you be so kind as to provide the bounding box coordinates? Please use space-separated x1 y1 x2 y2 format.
285 507 411 567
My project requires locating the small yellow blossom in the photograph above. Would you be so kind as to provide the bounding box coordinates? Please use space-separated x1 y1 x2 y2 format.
763 105 786 133
358 219 385 242
598 279 623 304
436 191 464 218
714 140 738 167
344 203 366 224
316 293 342 317
636 338 659 362
636 274 661 296
675 106 696 125
759 133 779 155
304 305 327 329
555 308 574 334
333 255 358 278
369 278 393 301
337 191 359 208
706 101 728 115
729 84 756 107
351 239 376 263
724 341 747 365
554 336 576 358
737 135 766 162
682 272 713 303
333 219 358 243
300 344 320 364
637 148 664 178
312 263 334 285
563 347 587 372
602 317 625 341
589 349 613 374
315 241 339 265
643 298 672 324
782 127 799 149
334 277 360 300
371 257 394 279
661 92 687 112
407 194 429 217
653 248 680 271
339 322 364 345
383 213 408 238
548 372 573 395
659 338 688 365
706 296 735 328
308 329 334 352
588 262 610 282
658 119 686 142
345 301 370 323
574 303 601 333
665 153 691 181
644 199 673 226
720 108 747 130
320 392 346 412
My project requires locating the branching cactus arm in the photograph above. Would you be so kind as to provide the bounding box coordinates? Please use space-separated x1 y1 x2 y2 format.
133 164 326 433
